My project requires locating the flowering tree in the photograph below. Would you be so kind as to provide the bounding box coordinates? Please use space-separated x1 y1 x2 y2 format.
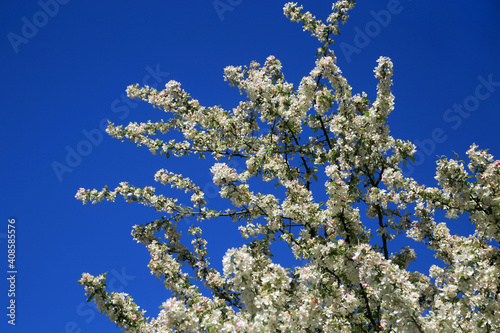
75 1 500 332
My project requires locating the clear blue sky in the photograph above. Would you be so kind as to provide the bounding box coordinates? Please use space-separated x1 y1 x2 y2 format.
2 0 500 332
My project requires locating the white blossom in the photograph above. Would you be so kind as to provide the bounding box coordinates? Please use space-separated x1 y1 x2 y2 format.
75 2 500 332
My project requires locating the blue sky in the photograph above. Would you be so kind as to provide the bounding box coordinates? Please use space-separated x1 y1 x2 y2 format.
2 0 500 331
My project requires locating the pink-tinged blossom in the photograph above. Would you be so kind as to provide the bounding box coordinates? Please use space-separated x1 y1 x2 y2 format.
75 1 500 332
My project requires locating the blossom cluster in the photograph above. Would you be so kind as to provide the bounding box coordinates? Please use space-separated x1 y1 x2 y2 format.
78 273 146 330
76 182 178 213
76 1 500 332
155 169 205 205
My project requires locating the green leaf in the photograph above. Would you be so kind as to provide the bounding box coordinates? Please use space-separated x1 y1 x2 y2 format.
312 174 318 182
409 155 415 163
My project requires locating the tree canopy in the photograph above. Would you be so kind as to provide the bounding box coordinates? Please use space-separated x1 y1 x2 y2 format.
76 1 500 332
